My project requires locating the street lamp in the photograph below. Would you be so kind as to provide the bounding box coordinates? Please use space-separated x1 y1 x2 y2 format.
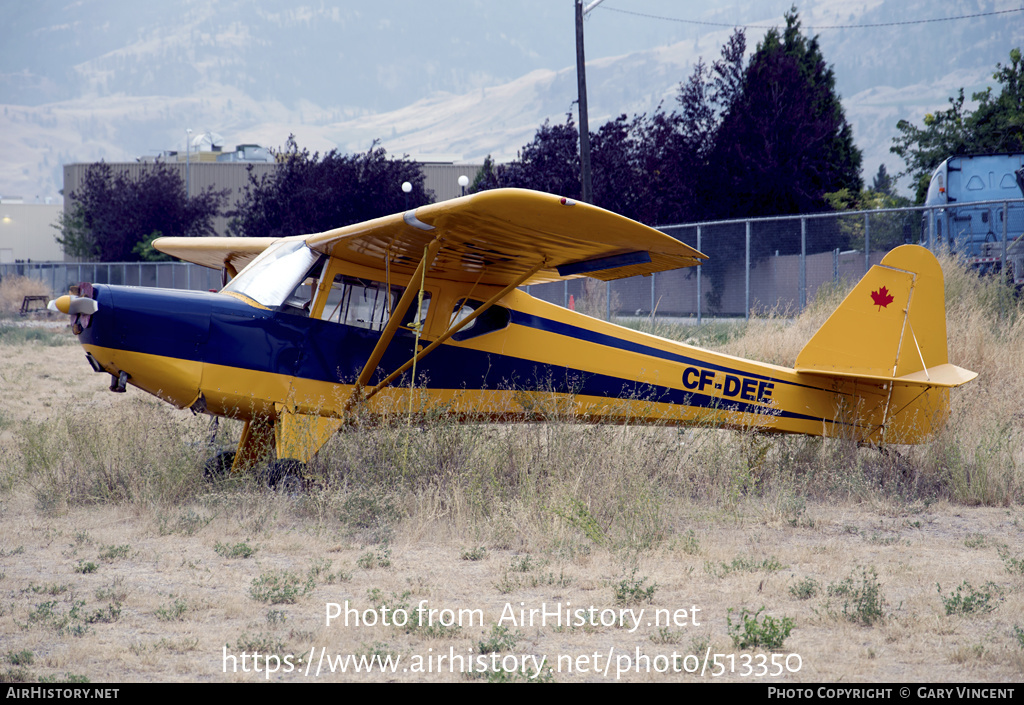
458 174 469 197
402 181 412 209
575 0 606 204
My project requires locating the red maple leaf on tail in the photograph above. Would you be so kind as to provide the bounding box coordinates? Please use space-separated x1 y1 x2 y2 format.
871 286 894 311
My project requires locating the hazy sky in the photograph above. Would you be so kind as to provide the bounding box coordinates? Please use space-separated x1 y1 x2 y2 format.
2 0 1020 200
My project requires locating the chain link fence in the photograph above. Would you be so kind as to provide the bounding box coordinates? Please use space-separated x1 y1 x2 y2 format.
4 199 1022 320
0 261 223 300
528 199 1024 320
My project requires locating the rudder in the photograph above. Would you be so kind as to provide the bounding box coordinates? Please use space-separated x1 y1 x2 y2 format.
795 245 968 384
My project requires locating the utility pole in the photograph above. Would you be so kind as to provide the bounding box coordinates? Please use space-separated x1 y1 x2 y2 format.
575 0 605 204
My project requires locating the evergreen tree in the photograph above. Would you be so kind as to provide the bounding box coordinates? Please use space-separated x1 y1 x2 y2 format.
871 163 895 197
707 8 862 219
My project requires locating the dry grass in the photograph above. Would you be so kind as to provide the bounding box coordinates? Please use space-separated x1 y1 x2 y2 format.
0 256 1022 683
0 275 51 316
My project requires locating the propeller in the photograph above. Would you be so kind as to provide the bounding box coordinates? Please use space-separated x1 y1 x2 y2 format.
47 294 99 315
48 282 97 334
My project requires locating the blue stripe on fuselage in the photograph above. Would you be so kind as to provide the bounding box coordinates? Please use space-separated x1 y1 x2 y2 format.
81 285 835 425
509 311 828 393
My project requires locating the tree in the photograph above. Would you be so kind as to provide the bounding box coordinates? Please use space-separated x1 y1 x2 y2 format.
470 116 581 199
871 163 895 197
892 48 1024 202
230 135 432 238
56 162 227 262
691 8 862 308
707 8 862 220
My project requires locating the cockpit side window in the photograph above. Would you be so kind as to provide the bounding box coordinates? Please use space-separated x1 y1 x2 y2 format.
279 255 326 316
319 275 430 333
449 299 510 341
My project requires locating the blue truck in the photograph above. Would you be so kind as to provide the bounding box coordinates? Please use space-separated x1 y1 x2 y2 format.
923 153 1024 284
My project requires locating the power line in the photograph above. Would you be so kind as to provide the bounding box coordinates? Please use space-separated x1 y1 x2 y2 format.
596 5 1024 31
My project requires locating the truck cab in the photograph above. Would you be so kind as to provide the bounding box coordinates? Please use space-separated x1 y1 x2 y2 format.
924 154 1024 283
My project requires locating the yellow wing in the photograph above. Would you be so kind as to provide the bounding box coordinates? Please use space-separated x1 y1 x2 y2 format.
155 189 706 285
153 236 286 275
306 189 705 285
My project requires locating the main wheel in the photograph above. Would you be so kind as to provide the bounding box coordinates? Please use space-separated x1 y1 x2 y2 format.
264 458 306 491
202 449 237 482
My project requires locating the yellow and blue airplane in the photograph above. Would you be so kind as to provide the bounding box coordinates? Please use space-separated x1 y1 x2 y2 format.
50 189 976 479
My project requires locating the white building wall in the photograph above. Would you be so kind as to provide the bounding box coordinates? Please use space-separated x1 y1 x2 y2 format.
0 203 63 262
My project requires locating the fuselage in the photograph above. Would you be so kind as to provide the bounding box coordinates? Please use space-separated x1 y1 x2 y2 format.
76 273 935 445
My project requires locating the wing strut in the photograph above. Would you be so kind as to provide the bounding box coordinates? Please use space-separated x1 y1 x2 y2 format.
347 236 444 406
355 259 547 407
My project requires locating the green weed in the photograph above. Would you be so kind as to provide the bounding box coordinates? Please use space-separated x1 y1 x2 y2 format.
726 607 795 650
37 673 90 684
460 547 487 561
509 555 534 573
356 546 392 570
5 650 33 666
826 567 887 626
155 597 188 621
27 582 69 596
650 627 683 645
214 541 257 559
998 547 1024 576
24 600 89 637
477 625 520 654
97 544 130 561
250 571 314 604
550 498 606 545
938 581 1000 616
789 577 820 600
707 555 785 578
676 530 700 555
74 561 97 574
307 557 351 583
234 631 289 657
613 569 657 606
84 604 121 624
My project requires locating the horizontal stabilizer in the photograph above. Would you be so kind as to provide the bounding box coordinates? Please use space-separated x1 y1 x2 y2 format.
796 362 978 388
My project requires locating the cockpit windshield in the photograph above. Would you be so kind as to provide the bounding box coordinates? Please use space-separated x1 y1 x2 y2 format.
221 240 320 308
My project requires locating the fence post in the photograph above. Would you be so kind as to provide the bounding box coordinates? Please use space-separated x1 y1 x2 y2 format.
696 225 702 325
650 271 655 319
745 220 751 321
1003 201 1009 271
833 248 839 282
799 218 806 311
864 212 870 274
605 281 611 321
929 208 936 253
563 279 568 308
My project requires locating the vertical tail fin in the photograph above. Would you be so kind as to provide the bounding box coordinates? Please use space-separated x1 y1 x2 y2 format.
795 245 974 387
794 245 976 443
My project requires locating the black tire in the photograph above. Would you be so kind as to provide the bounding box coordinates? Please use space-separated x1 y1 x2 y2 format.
265 458 306 491
203 449 237 482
